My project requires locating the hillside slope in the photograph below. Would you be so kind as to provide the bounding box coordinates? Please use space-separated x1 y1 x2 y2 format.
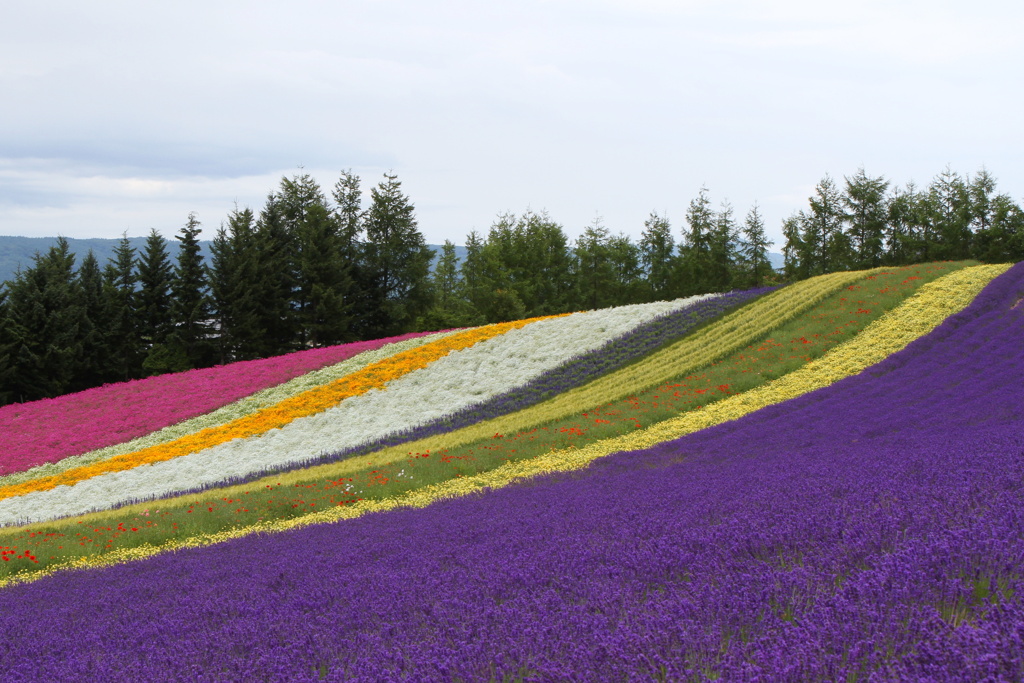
0 262 1019 680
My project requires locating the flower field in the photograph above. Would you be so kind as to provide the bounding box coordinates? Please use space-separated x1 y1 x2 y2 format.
1 260 1021 681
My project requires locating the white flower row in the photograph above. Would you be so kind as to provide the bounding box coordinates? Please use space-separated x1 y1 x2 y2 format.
0 330 461 490
1 295 719 525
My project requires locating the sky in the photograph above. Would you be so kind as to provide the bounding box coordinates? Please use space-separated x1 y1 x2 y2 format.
2 0 1022 248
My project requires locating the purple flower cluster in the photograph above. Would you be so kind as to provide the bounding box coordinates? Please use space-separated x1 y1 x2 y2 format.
0 267 1021 681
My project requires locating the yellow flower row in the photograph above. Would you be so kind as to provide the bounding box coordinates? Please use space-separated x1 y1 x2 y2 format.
293 268 876 475
0 316 563 502
0 264 1004 590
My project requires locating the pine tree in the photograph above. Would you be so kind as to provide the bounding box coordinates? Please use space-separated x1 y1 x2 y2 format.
419 240 474 330
739 204 773 288
639 211 676 301
360 172 434 337
460 229 499 323
136 229 174 370
517 211 575 315
0 287 15 405
885 182 928 265
102 235 141 380
74 250 111 390
3 238 86 400
332 169 368 327
707 201 739 292
607 232 644 305
162 212 215 372
843 168 889 269
925 167 972 260
781 213 806 280
274 173 353 346
209 207 266 361
680 187 715 294
254 197 300 355
807 175 850 273
574 217 616 310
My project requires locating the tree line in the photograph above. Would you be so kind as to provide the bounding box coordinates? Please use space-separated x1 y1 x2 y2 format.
1 165 1021 406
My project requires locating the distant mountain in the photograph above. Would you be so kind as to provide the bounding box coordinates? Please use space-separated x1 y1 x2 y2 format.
0 236 214 285
0 235 780 286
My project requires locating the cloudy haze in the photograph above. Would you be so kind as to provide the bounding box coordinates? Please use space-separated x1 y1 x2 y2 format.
2 0 1021 246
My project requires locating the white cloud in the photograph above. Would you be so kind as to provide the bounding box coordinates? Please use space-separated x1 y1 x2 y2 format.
0 0 1021 246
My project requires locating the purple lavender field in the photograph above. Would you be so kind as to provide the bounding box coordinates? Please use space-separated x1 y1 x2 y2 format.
1 264 1022 682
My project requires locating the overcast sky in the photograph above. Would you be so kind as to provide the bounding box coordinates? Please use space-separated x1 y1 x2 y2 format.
2 0 1021 248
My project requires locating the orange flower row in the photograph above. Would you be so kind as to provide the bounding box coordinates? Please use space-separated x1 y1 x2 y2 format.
0 316 564 502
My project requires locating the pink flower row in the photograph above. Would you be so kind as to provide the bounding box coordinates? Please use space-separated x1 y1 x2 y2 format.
0 331 437 475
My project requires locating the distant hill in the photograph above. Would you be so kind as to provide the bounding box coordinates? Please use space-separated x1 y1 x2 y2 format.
0 235 779 286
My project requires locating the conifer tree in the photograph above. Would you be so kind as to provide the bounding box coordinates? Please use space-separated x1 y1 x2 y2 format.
102 235 141 380
640 211 676 301
420 240 474 329
254 197 300 355
707 201 739 292
162 212 214 371
781 213 807 280
74 250 111 390
3 238 86 400
843 168 889 269
136 229 174 370
0 287 15 405
807 175 850 273
885 182 928 265
739 203 773 288
680 187 715 294
574 217 616 310
925 167 972 260
360 172 434 337
607 232 644 305
209 207 267 361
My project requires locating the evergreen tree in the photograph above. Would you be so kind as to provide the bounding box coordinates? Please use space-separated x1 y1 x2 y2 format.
739 203 773 288
332 169 368 327
965 168 1024 262
925 166 972 260
360 172 434 337
0 287 15 405
161 212 215 372
74 250 111 390
136 229 174 370
574 217 617 310
679 187 714 294
419 240 475 330
253 197 300 355
607 232 644 305
639 211 676 301
3 238 86 400
102 235 141 380
208 207 272 361
843 168 889 269
269 174 354 346
513 211 575 315
885 182 928 265
807 175 850 273
706 201 739 292
459 229 502 323
781 213 806 280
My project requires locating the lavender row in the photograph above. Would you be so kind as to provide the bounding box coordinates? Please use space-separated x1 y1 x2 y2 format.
1 267 1021 681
